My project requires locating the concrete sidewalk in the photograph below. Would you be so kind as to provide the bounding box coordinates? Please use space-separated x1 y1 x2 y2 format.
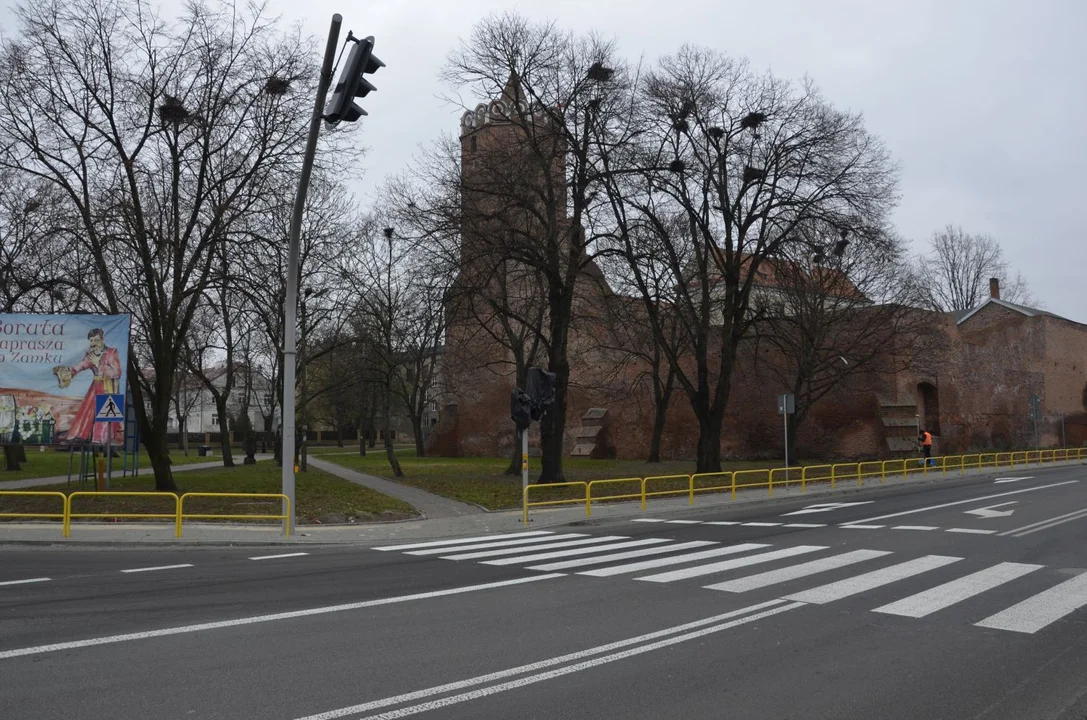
0 454 276 490
3 459 1077 546
307 457 482 520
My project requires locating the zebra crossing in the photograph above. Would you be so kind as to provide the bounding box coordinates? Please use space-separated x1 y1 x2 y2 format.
374 530 1087 635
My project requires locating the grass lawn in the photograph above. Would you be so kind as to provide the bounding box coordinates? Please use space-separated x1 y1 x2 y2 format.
0 461 417 525
324 449 799 511
0 447 218 482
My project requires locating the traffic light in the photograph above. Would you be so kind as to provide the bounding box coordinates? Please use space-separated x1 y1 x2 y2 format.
324 35 384 126
511 388 533 431
526 367 557 413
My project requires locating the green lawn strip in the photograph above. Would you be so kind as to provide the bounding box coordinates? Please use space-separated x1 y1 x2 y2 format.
323 450 802 510
0 462 417 524
0 448 224 481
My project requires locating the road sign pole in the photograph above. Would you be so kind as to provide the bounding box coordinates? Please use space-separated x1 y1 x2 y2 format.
783 407 789 470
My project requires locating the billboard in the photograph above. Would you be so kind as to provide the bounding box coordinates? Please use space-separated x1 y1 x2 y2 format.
0 313 131 445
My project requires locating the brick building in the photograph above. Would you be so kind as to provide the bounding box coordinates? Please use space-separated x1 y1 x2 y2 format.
429 80 1087 462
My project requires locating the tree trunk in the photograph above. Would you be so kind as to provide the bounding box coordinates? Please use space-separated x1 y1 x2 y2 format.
694 405 724 474
412 414 426 458
215 395 234 467
648 402 669 464
131 377 178 492
383 386 403 477
504 429 522 475
647 365 675 463
538 359 569 484
337 425 344 448
367 404 377 449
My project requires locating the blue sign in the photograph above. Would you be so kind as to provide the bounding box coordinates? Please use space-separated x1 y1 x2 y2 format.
94 394 125 423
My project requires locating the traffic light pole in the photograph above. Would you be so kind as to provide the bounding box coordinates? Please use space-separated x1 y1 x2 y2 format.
282 13 342 536
522 429 529 492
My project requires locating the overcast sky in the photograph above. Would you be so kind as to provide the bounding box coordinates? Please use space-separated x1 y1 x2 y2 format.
3 0 1084 319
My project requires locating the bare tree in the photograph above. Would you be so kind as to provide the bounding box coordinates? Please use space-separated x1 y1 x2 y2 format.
917 225 1035 311
598 46 898 473
442 13 638 482
751 222 937 460
0 0 316 491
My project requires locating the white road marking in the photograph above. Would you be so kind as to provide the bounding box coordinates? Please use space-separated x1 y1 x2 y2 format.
249 552 309 561
405 533 586 556
995 477 1033 484
782 502 872 516
373 531 554 551
784 555 963 604
0 574 565 661
741 522 781 527
120 564 194 574
976 571 1087 634
706 549 891 593
631 519 667 523
875 562 1042 618
842 525 885 530
296 601 805 720
783 523 827 528
480 538 673 566
964 501 1017 519
1002 507 1087 537
704 521 740 526
579 543 770 577
0 577 51 587
440 536 626 561
893 525 939 531
945 528 997 535
637 545 827 584
527 541 718 572
843 481 1078 526
664 520 702 525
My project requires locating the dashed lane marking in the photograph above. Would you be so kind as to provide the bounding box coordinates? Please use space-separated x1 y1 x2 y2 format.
120 564 194 574
0 578 51 587
249 552 310 561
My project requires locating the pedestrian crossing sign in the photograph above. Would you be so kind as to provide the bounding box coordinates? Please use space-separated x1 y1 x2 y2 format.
95 394 126 423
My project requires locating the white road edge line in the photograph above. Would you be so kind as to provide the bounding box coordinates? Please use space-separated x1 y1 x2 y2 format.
945 528 997 535
783 523 826 528
0 574 565 660
292 600 802 720
742 522 781 527
841 524 885 529
0 578 51 587
249 552 310 561
120 564 194 574
842 480 1079 526
1010 510 1087 538
892 525 939 531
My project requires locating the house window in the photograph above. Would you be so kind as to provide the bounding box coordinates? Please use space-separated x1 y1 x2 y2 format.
263 394 273 406
211 414 218 426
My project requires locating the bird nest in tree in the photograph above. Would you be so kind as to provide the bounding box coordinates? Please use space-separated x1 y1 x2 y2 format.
264 76 291 95
158 95 191 124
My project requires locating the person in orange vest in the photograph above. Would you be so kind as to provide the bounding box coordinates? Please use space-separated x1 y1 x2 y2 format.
919 428 933 466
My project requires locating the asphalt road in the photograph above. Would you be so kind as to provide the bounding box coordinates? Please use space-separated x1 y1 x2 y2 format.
3 463 1087 719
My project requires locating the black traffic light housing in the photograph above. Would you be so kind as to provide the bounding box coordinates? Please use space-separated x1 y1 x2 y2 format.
324 34 384 126
511 388 533 431
526 367 557 416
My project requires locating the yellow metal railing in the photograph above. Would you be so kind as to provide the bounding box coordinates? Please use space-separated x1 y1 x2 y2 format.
0 491 67 523
523 481 590 523
178 492 290 538
0 491 296 537
520 445 1087 523
65 491 180 538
